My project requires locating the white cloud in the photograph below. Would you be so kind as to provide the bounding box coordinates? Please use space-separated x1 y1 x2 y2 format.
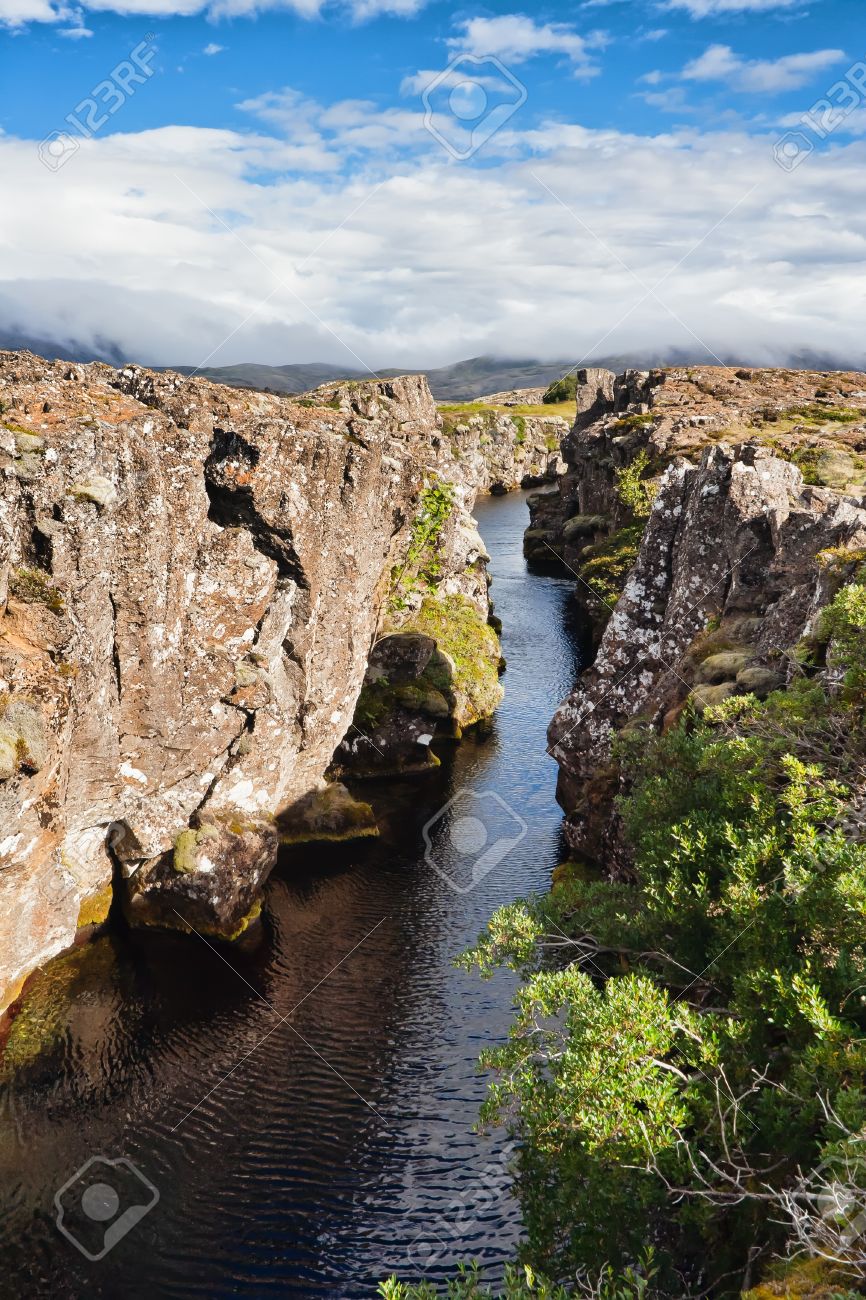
684 44 845 94
448 14 605 75
203 41 223 53
4 106 866 372
0 0 424 25
0 0 66 20
664 0 805 15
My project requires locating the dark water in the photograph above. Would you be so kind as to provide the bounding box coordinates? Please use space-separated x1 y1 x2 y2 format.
0 489 583 1299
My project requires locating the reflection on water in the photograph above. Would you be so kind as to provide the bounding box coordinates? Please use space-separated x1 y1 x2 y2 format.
0 489 584 1298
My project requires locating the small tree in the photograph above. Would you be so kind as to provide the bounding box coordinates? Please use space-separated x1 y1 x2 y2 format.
542 374 578 405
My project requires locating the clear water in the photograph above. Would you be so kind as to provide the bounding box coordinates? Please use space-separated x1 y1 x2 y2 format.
0 489 583 1298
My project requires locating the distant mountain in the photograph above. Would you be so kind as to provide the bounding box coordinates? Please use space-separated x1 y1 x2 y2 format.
0 330 127 366
173 348 866 400
2 337 862 402
169 357 580 401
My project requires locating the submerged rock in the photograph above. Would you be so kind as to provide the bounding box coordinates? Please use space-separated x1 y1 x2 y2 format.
279 782 378 845
122 814 278 939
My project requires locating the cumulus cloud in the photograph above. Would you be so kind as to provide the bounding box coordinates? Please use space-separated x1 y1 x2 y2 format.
683 44 846 94
0 0 424 25
447 14 605 75
4 104 866 372
663 0 806 15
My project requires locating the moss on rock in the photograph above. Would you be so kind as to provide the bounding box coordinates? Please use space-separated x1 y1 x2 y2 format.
76 883 114 930
280 782 379 845
576 525 644 613
696 650 752 684
688 682 737 713
403 593 503 727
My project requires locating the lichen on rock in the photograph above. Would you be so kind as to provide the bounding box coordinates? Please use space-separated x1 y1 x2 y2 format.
0 352 525 1003
541 363 866 868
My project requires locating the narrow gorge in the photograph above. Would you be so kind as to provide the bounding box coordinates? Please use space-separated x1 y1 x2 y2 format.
0 352 566 1011
3 351 866 1296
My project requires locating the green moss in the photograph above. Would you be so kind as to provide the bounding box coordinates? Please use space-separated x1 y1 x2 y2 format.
76 883 114 930
577 525 644 611
218 898 263 940
513 415 526 445
403 594 503 726
610 413 655 433
8 566 64 614
173 825 220 874
743 1255 860 1298
788 402 863 424
2 939 118 1072
817 545 866 574
783 444 865 487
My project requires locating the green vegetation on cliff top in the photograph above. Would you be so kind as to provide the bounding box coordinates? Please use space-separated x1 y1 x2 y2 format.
438 401 574 420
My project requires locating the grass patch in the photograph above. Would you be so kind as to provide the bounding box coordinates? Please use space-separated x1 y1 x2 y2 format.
8 567 64 614
787 403 863 424
577 525 644 611
438 401 573 420
610 413 655 433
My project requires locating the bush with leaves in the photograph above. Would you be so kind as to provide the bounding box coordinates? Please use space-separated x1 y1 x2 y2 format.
542 374 578 405
614 449 657 520
457 571 866 1293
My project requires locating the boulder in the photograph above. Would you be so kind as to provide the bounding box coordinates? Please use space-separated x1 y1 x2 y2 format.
279 782 378 845
697 651 752 684
123 815 278 939
736 666 785 698
689 683 737 713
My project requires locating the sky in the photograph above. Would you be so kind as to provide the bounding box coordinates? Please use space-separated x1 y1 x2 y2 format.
1 0 865 370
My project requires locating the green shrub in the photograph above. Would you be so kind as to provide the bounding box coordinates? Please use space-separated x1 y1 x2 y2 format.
542 373 578 405
615 449 657 519
458 567 866 1291
389 478 455 610
577 525 643 610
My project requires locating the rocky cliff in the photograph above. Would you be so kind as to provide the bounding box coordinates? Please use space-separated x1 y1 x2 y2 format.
0 353 552 1012
539 365 866 867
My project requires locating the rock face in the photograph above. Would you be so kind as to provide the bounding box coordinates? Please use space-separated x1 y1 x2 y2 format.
0 353 558 1010
438 399 569 494
542 365 866 867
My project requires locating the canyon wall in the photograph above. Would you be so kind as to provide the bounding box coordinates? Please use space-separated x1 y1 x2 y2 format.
0 354 551 1010
538 365 866 868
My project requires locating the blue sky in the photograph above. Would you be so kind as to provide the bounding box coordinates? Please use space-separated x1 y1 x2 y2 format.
1 1 865 368
4 1 863 143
